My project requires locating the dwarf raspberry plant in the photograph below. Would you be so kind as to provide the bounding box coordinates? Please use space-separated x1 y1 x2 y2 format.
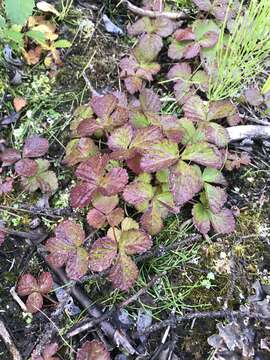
55 1 250 291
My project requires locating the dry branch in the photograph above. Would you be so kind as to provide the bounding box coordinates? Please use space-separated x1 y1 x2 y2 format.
0 320 22 360
227 125 270 142
121 0 188 19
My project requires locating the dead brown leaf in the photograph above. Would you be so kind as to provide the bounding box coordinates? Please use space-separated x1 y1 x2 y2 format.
13 97 27 112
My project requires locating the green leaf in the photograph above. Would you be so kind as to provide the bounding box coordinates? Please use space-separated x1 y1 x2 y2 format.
202 168 227 185
262 74 270 95
181 142 223 168
3 28 24 46
54 39 72 48
5 0 35 25
192 203 211 234
26 30 47 45
0 15 6 28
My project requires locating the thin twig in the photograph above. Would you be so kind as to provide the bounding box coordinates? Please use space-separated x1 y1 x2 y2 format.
118 272 165 308
121 0 188 19
10 287 30 314
135 309 264 337
0 319 22 360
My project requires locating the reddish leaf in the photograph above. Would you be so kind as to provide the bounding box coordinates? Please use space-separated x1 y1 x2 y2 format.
42 343 59 360
107 124 134 152
198 122 229 147
167 62 192 81
23 136 49 158
210 208 235 234
169 160 203 206
38 272 53 294
87 209 107 229
15 159 38 177
17 274 38 296
66 247 89 280
198 31 218 48
55 220 85 248
109 253 139 291
101 167 129 196
1 148 21 166
244 86 264 106
174 28 195 41
70 182 97 208
120 229 152 255
123 180 154 211
134 34 163 63
0 177 14 195
181 142 223 168
76 340 110 360
0 230 5 246
140 140 179 172
92 194 119 215
107 207 124 227
89 236 117 272
91 94 117 120
63 138 98 166
140 205 164 235
75 154 109 184
26 292 43 314
192 203 211 234
77 118 101 137
204 183 227 213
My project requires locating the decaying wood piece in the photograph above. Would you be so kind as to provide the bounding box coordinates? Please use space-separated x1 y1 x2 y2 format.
228 125 270 142
121 0 188 19
0 320 22 360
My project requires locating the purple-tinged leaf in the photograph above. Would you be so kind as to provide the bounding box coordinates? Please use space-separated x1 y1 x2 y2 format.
198 122 229 147
66 248 89 280
91 94 117 120
244 86 264 107
75 154 109 183
183 95 206 122
160 115 184 143
128 17 153 36
15 159 38 177
23 136 49 158
199 31 218 48
227 113 242 126
152 17 175 37
26 292 43 314
210 208 235 234
204 183 227 213
183 42 201 59
192 203 211 234
70 182 96 208
63 138 98 166
89 236 117 272
142 0 164 11
42 342 59 360
77 118 101 137
92 194 119 215
130 126 163 151
140 140 179 172
87 209 107 229
0 230 5 246
38 272 53 294
208 100 236 120
101 167 129 196
123 181 154 211
56 220 85 247
192 0 211 11
76 340 110 360
107 207 124 227
127 154 143 174
167 62 192 81
140 205 163 235
124 76 143 95
174 28 195 41
140 88 161 114
169 160 203 206
121 229 152 255
1 148 21 166
0 177 14 195
134 34 163 63
202 168 227 185
107 125 134 152
181 142 223 168
17 274 38 296
109 253 139 291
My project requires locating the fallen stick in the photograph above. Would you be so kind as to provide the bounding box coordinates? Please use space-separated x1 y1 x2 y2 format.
0 319 22 360
121 0 188 19
227 125 270 142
